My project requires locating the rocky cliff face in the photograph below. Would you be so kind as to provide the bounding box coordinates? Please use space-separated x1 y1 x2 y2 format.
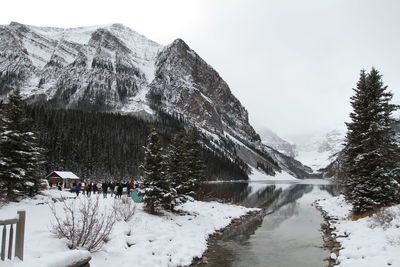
151 39 260 143
0 22 311 179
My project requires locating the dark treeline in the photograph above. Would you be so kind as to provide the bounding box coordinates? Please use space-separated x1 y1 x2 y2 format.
26 106 249 181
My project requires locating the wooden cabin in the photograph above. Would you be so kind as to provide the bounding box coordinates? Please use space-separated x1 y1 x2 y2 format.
45 171 80 188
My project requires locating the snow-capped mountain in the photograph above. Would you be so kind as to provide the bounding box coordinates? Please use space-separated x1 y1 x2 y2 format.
259 128 297 158
0 22 311 178
0 22 160 113
287 130 345 173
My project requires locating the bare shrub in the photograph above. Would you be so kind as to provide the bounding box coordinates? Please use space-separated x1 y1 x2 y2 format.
50 195 116 252
369 207 398 230
113 197 136 222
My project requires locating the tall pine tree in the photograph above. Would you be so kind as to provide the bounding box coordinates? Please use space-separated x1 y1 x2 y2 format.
140 129 171 213
343 68 400 213
165 131 186 208
182 131 205 198
0 89 45 199
166 131 205 206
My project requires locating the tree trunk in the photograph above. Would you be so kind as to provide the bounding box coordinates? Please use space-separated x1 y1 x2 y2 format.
6 181 15 200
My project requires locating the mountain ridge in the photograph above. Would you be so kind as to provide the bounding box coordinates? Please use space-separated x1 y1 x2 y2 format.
0 22 311 179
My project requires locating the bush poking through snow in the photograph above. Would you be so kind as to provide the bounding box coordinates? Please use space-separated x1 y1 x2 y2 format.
113 197 136 222
50 195 116 252
369 207 399 230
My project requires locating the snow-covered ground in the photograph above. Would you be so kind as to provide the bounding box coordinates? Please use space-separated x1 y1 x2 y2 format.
317 195 400 267
0 190 257 267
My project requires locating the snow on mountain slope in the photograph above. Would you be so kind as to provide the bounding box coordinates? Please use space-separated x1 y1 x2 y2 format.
287 130 345 172
0 22 312 179
0 22 162 113
16 23 162 81
259 127 297 158
249 166 297 181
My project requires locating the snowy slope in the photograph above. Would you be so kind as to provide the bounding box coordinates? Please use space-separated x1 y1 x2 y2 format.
259 128 297 158
249 166 297 181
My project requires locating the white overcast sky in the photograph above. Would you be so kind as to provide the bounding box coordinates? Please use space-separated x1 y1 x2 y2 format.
2 0 400 138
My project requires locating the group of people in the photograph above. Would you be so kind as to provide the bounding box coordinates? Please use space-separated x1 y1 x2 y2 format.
69 182 137 198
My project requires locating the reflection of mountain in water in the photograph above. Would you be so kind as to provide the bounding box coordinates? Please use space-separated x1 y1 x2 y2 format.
201 183 319 210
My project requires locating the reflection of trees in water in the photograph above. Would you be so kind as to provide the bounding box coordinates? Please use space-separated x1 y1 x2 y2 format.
199 182 252 203
196 183 332 267
198 183 319 247
266 184 313 211
218 185 313 240
318 184 340 196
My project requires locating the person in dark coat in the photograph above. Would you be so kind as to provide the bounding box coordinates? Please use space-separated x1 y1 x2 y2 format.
126 182 131 196
92 183 98 194
102 182 108 198
110 183 115 197
86 183 92 196
74 184 80 197
117 183 123 199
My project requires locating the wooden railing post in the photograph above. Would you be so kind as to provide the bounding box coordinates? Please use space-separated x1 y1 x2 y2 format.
1 226 6 261
15 210 25 261
8 224 13 260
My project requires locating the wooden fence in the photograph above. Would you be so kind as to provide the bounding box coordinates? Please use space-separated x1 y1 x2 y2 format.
0 210 25 261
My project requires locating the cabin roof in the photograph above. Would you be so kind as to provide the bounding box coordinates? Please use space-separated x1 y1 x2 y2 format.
46 171 79 180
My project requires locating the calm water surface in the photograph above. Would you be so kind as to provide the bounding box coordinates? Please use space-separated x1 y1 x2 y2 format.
198 180 337 267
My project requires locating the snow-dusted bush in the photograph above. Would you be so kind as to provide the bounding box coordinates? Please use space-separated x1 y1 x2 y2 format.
113 197 136 222
369 207 399 230
50 195 116 252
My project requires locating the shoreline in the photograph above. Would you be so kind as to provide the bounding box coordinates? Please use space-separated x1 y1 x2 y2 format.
314 201 341 267
188 208 264 266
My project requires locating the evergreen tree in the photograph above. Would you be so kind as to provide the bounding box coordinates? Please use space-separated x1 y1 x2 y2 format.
0 89 45 199
182 131 205 198
140 129 171 213
166 131 205 206
343 68 400 212
165 132 186 208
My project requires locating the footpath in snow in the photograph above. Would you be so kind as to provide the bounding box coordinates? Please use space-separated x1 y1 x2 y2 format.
317 195 400 267
0 190 258 267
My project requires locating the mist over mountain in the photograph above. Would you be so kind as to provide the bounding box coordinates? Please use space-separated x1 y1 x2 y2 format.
0 22 312 179
289 130 345 173
258 128 297 158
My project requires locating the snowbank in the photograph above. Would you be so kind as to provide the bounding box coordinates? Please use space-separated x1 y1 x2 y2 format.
0 190 257 267
317 195 400 267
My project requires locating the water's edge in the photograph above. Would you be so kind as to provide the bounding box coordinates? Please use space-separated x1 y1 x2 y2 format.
314 202 342 267
190 181 335 267
188 208 264 266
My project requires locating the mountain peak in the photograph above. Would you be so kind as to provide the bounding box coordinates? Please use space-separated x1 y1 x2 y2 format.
171 38 188 47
